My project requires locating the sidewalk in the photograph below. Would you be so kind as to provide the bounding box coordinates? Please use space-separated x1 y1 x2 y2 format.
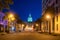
0 32 7 35
38 31 60 36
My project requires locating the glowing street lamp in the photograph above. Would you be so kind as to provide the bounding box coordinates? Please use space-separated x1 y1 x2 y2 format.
8 14 14 19
46 14 51 34
7 13 16 33
46 15 51 19
7 13 15 22
36 24 39 26
22 24 24 27
11 17 15 21
8 14 14 18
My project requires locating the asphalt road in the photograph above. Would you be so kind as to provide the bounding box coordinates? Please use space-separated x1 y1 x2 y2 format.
0 32 60 40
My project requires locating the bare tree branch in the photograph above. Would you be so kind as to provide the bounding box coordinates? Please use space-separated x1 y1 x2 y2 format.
0 0 13 11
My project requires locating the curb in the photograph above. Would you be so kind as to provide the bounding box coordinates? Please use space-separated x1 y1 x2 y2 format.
38 32 60 36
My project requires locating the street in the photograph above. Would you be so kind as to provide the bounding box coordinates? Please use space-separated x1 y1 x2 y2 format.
0 32 60 40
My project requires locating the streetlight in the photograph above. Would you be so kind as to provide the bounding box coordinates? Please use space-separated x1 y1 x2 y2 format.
46 14 51 19
36 24 39 27
46 14 51 34
8 13 15 21
8 14 14 18
7 13 15 33
11 17 15 21
22 24 24 27
22 24 25 31
35 23 39 31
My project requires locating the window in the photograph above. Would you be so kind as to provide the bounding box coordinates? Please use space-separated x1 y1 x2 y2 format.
56 16 58 22
56 24 58 31
56 7 58 13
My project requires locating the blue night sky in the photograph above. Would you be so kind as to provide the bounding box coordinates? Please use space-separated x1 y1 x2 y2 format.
10 0 42 22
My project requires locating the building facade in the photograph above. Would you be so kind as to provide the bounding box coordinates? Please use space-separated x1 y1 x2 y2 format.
42 0 60 34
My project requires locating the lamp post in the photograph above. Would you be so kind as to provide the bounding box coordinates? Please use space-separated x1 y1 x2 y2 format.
36 24 39 27
22 24 25 31
46 14 51 34
7 13 15 33
35 23 39 31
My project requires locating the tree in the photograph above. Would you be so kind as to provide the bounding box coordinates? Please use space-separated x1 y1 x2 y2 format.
0 0 13 11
